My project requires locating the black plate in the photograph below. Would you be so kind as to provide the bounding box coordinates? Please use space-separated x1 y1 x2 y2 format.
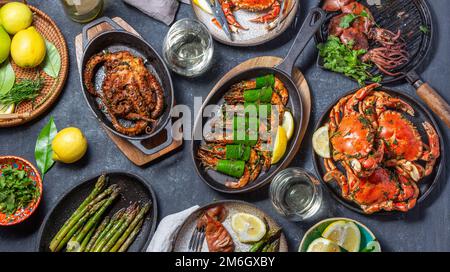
36 171 158 252
312 88 444 214
315 0 433 84
192 67 304 194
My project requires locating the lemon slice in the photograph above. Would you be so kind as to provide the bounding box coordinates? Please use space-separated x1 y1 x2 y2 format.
322 221 361 252
193 0 213 15
271 126 287 164
231 213 267 243
282 111 294 141
307 238 341 252
312 125 331 158
364 241 381 252
0 103 14 114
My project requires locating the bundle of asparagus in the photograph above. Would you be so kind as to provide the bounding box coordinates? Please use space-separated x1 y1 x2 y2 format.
49 175 151 252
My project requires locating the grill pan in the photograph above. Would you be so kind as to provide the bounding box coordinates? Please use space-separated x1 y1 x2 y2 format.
315 0 450 128
312 87 444 215
80 17 175 155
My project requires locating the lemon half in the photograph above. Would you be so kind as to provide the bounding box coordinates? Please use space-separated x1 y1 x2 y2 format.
231 213 267 243
271 126 287 164
307 238 341 252
52 127 88 164
282 111 294 141
312 125 331 158
322 221 361 252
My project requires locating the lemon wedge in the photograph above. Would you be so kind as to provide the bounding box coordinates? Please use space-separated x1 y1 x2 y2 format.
271 126 287 164
282 111 294 141
307 238 341 252
231 213 267 243
0 103 14 114
364 241 381 252
322 220 361 252
193 0 213 15
312 125 331 158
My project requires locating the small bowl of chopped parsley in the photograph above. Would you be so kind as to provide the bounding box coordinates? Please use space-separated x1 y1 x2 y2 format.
0 156 42 226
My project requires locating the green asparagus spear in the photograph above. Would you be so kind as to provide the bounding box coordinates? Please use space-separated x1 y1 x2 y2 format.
266 239 280 252
249 228 282 252
101 204 139 252
49 175 107 251
118 219 144 252
79 223 98 252
55 199 107 252
110 202 151 252
91 209 125 252
85 216 110 252
67 189 120 251
92 209 128 252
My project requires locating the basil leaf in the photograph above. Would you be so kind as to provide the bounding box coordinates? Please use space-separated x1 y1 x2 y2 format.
35 117 58 175
0 60 15 95
339 14 358 28
42 40 61 78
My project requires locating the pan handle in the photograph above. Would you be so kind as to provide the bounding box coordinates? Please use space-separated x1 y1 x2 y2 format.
128 120 174 156
276 7 326 76
82 17 124 49
407 72 450 128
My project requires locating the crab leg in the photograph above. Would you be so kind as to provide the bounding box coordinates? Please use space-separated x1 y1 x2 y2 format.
250 1 281 23
324 159 350 199
420 122 440 176
219 0 248 30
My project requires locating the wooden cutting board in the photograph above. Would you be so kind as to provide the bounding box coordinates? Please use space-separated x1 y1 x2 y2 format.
74 17 182 166
211 56 311 149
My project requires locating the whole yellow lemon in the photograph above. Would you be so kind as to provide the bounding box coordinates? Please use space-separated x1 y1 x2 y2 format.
52 127 88 164
0 2 33 35
11 26 46 68
0 25 10 63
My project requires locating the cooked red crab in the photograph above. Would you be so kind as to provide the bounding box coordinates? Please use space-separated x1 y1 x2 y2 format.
216 0 283 31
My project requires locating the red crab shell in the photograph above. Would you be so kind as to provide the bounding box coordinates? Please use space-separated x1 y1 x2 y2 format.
230 0 276 11
378 111 423 161
331 113 375 158
352 168 399 207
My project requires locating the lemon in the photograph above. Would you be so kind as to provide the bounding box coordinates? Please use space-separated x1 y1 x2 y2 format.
0 25 10 63
312 125 331 158
52 127 88 164
0 2 33 35
322 220 361 252
231 213 267 243
0 103 14 114
281 111 294 141
271 126 287 164
193 0 213 14
307 238 341 252
11 26 46 68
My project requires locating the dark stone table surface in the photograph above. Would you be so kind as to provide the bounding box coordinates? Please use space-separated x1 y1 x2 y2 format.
0 0 449 252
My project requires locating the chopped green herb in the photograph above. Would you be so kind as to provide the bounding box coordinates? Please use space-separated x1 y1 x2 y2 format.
419 25 430 34
0 165 40 215
339 13 358 28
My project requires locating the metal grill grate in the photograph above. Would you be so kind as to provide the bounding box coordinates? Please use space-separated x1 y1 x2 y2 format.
315 0 433 84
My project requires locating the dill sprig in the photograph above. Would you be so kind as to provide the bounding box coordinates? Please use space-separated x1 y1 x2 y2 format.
0 78 44 106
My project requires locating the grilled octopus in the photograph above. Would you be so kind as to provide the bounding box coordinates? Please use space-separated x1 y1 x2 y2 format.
198 206 234 252
83 51 164 136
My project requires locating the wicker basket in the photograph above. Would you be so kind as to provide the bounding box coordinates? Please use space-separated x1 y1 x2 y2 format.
0 2 69 127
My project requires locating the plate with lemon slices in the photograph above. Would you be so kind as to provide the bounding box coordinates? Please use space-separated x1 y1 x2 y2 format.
299 218 381 252
173 200 288 252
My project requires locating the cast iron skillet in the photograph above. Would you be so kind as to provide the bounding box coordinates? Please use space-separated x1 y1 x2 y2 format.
191 8 326 193
80 17 175 155
312 88 445 215
315 0 450 128
36 171 158 252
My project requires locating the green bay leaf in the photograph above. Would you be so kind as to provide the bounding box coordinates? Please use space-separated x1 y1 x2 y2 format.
35 116 58 175
0 60 15 95
42 40 61 79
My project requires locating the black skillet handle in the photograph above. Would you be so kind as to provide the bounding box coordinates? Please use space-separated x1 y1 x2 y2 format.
128 120 174 156
82 17 124 49
277 7 326 75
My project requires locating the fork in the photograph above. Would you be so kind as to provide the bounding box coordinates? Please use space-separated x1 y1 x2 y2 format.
188 225 206 252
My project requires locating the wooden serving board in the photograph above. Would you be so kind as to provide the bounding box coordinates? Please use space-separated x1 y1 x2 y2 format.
211 56 311 148
74 17 182 166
